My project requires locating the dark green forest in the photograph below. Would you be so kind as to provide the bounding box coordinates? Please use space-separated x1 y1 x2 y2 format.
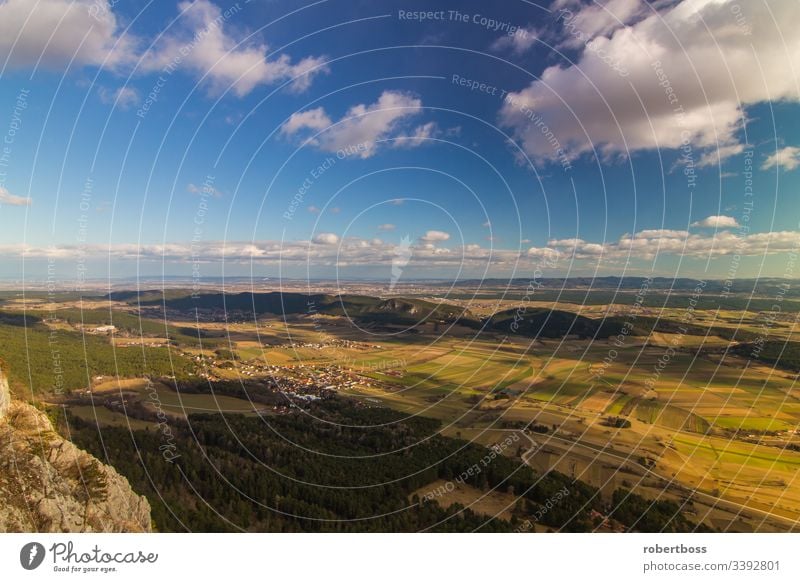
65 398 707 533
0 314 193 395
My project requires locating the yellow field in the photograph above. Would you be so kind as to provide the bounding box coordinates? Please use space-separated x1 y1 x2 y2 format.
47 305 800 531
297 326 800 530
410 479 518 523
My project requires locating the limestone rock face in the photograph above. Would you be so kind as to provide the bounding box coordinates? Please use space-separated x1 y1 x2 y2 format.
0 370 9 420
0 372 152 532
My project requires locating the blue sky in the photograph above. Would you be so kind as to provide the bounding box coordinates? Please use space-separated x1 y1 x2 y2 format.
0 0 799 281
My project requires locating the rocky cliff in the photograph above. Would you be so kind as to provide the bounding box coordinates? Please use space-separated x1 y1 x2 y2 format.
0 369 9 420
0 368 152 532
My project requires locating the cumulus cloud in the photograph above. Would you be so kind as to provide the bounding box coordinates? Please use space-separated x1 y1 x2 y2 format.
556 0 646 49
2 227 800 274
500 0 800 167
530 227 800 262
491 26 540 55
697 144 746 168
0 1 327 97
140 0 328 96
420 230 450 243
761 146 800 171
691 215 739 228
392 121 439 148
0 187 32 206
281 91 425 158
280 107 332 135
0 0 137 70
312 232 340 245
378 223 396 231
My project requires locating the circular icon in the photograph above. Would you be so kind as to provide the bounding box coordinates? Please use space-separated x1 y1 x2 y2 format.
20 542 46 570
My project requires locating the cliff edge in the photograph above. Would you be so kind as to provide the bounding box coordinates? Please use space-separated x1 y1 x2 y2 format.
0 369 152 532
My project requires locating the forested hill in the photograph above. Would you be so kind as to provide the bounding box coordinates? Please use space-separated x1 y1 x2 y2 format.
116 290 470 324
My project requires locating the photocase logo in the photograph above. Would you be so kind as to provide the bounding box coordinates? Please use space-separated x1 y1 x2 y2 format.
390 235 413 291
20 542 46 570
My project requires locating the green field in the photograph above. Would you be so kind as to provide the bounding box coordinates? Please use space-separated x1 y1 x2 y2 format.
144 383 265 417
8 289 800 530
69 405 157 430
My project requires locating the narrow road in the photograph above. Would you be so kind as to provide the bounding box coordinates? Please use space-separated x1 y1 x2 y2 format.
501 428 800 530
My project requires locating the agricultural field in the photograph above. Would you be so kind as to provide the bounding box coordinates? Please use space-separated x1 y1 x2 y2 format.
68 405 157 431
4 285 800 532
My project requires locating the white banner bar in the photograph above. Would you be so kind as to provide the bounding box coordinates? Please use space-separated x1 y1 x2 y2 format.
1 533 797 581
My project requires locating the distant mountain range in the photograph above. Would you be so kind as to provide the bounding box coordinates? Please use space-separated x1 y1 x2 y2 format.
450 276 799 295
104 289 761 343
112 291 468 326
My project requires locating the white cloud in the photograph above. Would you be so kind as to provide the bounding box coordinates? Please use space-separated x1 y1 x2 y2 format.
3 227 800 274
98 86 139 109
557 0 646 49
0 0 137 71
280 107 332 135
631 229 689 239
500 0 800 166
491 26 540 55
691 215 739 228
312 232 339 245
0 1 327 97
420 230 450 243
530 227 800 261
0 187 32 206
307 205 320 214
392 121 439 148
281 91 425 158
378 223 396 231
140 0 328 96
761 146 800 171
697 144 746 168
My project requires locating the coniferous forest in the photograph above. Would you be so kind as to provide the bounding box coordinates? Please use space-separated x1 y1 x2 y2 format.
65 398 707 533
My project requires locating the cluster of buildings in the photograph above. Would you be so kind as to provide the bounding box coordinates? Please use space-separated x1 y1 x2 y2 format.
262 339 382 351
188 352 376 402
87 324 117 335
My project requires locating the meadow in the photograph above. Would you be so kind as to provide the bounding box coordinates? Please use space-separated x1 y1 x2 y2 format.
4 287 800 531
